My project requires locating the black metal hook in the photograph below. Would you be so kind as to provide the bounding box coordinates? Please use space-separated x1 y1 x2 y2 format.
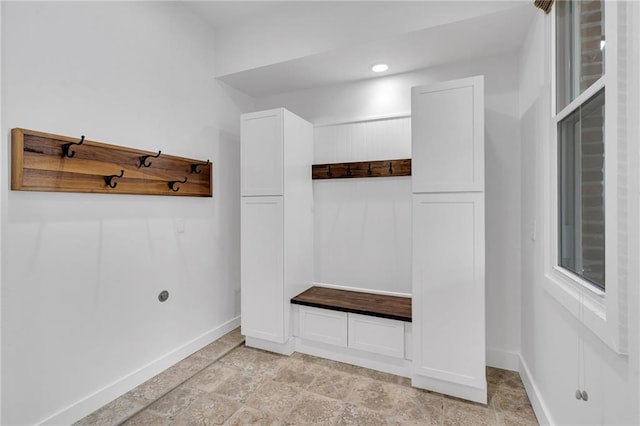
168 177 188 192
389 161 393 175
190 159 210 174
346 164 352 176
104 170 124 189
368 163 372 176
61 135 85 158
327 165 332 177
139 150 161 168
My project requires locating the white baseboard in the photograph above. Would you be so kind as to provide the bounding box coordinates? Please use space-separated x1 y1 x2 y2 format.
411 374 487 404
519 355 553 426
294 337 412 378
245 336 295 356
39 316 241 426
486 347 520 371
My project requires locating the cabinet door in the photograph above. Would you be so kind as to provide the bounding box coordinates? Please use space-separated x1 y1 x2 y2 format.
412 193 485 396
241 196 284 342
411 76 484 193
241 109 283 196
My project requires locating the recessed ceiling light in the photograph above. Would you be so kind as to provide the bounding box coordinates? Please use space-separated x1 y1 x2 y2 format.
371 63 389 73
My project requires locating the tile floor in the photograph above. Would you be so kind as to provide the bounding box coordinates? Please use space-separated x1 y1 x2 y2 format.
76 328 538 425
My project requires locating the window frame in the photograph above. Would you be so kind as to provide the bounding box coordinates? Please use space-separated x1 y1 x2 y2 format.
546 0 626 354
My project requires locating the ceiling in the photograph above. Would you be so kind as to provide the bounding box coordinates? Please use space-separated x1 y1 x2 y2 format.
185 1 536 98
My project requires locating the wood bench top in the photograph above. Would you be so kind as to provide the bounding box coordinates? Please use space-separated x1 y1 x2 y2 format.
291 286 412 322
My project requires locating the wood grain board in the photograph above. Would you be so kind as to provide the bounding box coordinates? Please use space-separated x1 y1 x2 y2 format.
312 158 411 180
11 128 212 196
291 286 412 322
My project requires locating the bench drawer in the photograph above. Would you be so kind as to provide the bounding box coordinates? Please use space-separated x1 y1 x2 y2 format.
348 313 405 358
298 306 348 347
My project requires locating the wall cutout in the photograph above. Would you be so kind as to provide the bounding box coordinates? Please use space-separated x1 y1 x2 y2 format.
11 128 212 197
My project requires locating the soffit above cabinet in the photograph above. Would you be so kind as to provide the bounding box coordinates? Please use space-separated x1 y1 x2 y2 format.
186 2 535 97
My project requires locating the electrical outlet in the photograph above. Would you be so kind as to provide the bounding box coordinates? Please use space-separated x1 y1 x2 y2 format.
175 218 185 234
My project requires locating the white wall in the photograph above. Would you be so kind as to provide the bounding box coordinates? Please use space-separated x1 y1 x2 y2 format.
518 7 639 425
1 2 253 424
313 117 412 294
256 52 522 364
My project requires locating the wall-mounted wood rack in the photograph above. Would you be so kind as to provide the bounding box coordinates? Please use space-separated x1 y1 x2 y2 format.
11 128 212 197
312 158 411 180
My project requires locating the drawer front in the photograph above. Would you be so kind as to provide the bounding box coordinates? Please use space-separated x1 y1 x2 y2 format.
298 306 348 347
348 313 405 358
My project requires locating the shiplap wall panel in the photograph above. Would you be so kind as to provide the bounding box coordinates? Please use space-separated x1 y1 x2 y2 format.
313 116 412 294
314 117 411 164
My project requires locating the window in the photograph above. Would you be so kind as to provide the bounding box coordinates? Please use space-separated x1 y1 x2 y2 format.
555 0 605 292
548 0 629 354
558 89 605 290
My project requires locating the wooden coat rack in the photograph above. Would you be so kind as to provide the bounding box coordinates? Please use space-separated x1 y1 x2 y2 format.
312 158 411 180
11 128 213 197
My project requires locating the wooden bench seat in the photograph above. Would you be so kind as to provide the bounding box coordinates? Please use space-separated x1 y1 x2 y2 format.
291 286 412 322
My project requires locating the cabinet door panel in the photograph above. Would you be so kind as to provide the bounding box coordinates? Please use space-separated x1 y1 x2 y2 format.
241 109 283 196
241 196 284 342
298 306 348 347
412 193 485 390
348 313 405 358
412 76 484 193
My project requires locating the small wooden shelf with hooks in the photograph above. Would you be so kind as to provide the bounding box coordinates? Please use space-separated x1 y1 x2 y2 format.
312 158 411 180
11 128 212 197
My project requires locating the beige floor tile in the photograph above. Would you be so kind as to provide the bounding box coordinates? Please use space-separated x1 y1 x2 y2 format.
184 363 237 393
388 385 444 425
212 370 264 403
76 333 537 426
496 411 539 426
72 395 143 426
224 406 283 426
245 380 301 418
319 358 368 377
197 339 240 362
123 369 187 405
487 368 525 390
443 399 499 426
336 403 392 426
272 358 321 389
146 385 206 419
171 392 241 425
121 409 170 426
489 387 537 423
345 377 398 414
286 392 344 424
307 368 356 400
218 346 285 378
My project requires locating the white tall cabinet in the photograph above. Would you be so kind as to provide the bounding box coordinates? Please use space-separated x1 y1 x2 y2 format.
411 76 487 403
241 108 313 354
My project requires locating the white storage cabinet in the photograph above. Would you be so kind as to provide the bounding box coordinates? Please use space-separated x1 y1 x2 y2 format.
411 76 486 404
240 108 314 353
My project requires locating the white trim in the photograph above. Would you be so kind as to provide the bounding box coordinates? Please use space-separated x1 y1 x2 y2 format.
0 0 4 421
554 77 605 123
313 112 411 128
519 355 553 426
546 0 626 354
294 337 412 378
313 282 412 299
37 317 241 426
411 374 487 405
486 348 520 372
245 336 295 356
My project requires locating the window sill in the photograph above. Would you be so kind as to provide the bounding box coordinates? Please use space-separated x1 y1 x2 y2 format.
543 267 624 354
